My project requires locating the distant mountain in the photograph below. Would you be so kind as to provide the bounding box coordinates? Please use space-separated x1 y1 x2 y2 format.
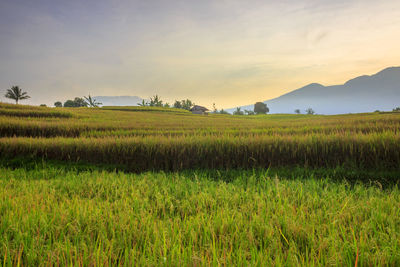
93 96 144 106
228 67 400 114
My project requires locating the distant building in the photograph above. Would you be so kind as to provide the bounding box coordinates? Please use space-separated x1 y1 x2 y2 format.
190 105 209 115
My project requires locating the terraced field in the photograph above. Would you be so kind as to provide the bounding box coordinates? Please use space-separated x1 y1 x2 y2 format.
1 102 400 265
1 103 399 172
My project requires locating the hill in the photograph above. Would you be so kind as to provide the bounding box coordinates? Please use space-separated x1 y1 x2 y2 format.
228 67 400 114
93 96 144 106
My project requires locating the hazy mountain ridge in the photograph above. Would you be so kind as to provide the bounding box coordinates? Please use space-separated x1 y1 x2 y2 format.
93 96 144 106
228 67 400 114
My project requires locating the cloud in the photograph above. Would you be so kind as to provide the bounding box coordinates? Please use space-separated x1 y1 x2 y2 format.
0 0 400 107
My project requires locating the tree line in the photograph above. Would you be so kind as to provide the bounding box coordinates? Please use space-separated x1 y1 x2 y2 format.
4 85 400 114
54 95 102 108
0 87 321 115
137 95 195 111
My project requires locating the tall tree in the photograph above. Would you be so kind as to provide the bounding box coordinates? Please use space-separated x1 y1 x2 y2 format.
84 94 102 107
4 86 30 104
54 101 63 107
233 107 244 115
64 97 88 107
73 97 88 107
212 103 218 114
254 102 269 114
137 99 148 106
181 99 194 110
149 95 163 107
305 108 315 115
173 100 182 109
172 99 194 110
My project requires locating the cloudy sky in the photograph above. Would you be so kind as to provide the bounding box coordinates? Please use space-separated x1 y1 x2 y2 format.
1 0 400 108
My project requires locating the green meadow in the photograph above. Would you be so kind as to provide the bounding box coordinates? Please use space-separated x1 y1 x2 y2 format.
1 103 400 266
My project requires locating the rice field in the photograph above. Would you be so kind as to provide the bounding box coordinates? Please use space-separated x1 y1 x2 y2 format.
1 103 400 171
1 102 400 266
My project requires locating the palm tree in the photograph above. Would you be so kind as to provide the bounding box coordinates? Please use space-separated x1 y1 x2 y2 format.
305 108 315 115
233 107 244 115
181 99 194 110
5 86 30 104
84 94 102 107
149 95 163 107
137 99 148 106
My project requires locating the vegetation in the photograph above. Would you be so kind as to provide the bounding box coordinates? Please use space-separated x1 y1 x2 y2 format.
254 102 269 114
4 85 30 104
306 108 315 115
1 102 400 265
0 103 72 119
212 103 218 113
64 97 88 107
137 99 147 106
136 96 195 111
233 107 244 115
1 167 400 266
295 109 301 114
1 132 399 171
84 94 102 107
147 95 164 107
217 109 230 115
173 99 194 110
54 101 63 107
0 102 399 171
101 105 190 114
244 109 255 115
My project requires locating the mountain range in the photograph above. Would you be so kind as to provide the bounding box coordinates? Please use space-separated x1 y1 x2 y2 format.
93 96 144 106
227 67 400 114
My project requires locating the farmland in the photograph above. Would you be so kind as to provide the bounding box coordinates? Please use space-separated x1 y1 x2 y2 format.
1 102 400 172
1 102 400 265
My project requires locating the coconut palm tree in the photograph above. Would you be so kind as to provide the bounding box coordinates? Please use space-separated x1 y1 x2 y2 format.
137 99 148 106
5 86 30 104
84 94 102 107
233 107 244 115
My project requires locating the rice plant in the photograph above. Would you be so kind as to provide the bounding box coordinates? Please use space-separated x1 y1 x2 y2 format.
0 168 399 266
1 104 400 265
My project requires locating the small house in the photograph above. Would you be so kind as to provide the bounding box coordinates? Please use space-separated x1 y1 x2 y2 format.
190 105 209 115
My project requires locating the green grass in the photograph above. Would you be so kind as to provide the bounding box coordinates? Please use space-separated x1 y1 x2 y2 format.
1 132 399 171
0 108 73 118
1 103 399 171
1 167 400 266
2 156 399 186
1 103 400 265
101 106 190 114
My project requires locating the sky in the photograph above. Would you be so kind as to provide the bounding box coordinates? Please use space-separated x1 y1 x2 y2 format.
1 0 400 108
